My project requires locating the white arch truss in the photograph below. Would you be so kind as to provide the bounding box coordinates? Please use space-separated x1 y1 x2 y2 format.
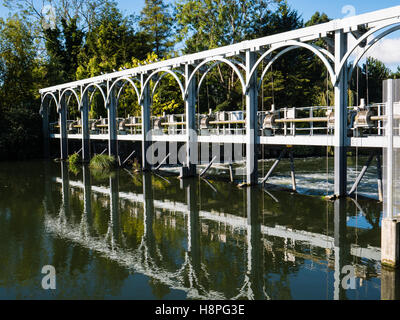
247 40 336 91
108 76 141 105
140 68 185 103
186 57 246 97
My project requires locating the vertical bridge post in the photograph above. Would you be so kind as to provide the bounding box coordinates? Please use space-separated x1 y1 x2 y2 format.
246 50 258 185
81 90 90 162
141 74 151 171
181 64 197 177
59 95 68 160
107 84 118 158
334 29 348 197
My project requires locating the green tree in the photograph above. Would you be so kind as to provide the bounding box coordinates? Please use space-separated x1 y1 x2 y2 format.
76 2 152 118
175 0 283 52
139 0 174 58
362 57 391 104
0 16 43 160
44 17 84 83
391 66 400 79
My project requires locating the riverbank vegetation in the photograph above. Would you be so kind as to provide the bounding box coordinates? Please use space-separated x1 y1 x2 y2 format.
1 0 399 161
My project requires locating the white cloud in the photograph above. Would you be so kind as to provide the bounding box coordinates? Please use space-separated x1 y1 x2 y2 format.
348 35 400 69
367 37 400 65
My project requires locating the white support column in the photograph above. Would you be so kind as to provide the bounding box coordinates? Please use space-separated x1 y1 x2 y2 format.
385 79 394 219
59 95 68 160
182 64 197 177
108 85 118 158
141 74 151 171
81 91 90 162
246 50 258 185
334 30 348 197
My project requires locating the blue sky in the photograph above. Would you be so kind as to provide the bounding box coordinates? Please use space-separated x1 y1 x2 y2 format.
1 0 400 21
1 1 400 68
86 0 400 22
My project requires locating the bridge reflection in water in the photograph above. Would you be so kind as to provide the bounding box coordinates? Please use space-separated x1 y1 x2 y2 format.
42 162 398 300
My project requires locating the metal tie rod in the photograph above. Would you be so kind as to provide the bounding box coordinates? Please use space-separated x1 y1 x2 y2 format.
100 148 107 155
260 149 286 184
200 156 217 178
155 153 171 171
122 150 136 166
348 153 374 196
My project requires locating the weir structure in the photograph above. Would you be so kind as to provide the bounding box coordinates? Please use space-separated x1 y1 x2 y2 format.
39 7 400 267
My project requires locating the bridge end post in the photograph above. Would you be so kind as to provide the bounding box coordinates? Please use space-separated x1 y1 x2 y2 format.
245 50 258 185
382 79 400 269
382 219 400 268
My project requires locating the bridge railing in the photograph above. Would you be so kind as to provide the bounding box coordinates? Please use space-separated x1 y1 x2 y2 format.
51 103 400 139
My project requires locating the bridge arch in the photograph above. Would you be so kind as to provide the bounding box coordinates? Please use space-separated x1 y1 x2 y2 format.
246 40 336 91
59 88 80 113
186 57 246 97
335 20 400 84
140 68 185 103
108 77 141 105
80 83 107 111
346 24 400 82
40 92 59 112
151 70 185 99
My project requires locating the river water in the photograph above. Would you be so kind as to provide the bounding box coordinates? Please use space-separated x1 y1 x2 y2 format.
0 158 397 300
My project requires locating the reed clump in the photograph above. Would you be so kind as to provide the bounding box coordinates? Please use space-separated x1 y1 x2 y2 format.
68 152 80 166
89 154 116 171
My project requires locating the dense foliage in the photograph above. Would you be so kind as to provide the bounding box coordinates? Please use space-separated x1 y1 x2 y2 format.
0 0 398 160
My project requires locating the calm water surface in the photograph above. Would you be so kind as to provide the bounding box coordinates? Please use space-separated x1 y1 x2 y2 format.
0 159 397 300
